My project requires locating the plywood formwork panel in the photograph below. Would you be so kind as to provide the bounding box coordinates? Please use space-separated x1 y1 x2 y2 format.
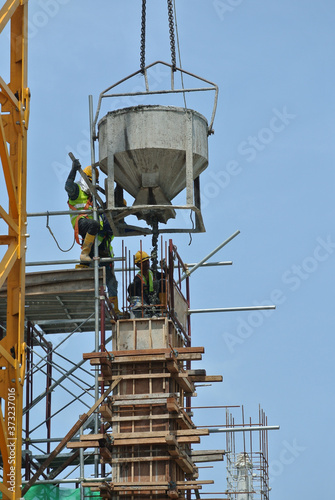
114 318 185 351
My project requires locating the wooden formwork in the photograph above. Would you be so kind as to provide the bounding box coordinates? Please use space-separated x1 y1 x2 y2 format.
73 318 224 500
113 318 185 351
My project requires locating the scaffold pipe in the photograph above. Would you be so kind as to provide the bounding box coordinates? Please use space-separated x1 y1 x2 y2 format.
178 230 240 283
209 425 280 433
188 305 276 314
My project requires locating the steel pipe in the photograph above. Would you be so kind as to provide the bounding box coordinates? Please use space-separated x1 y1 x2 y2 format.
89 93 101 478
179 230 240 283
209 425 280 433
103 86 215 98
23 437 79 444
27 209 100 217
21 477 112 485
188 305 276 314
186 261 232 268
26 257 124 267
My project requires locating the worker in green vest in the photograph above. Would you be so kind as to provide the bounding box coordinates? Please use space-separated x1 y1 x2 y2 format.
128 251 167 317
66 158 100 261
65 158 120 315
132 251 154 301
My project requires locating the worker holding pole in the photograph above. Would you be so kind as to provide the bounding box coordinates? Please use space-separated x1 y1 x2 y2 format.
65 156 120 315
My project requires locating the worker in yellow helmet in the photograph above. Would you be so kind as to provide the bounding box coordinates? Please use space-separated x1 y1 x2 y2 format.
128 251 167 317
65 157 120 315
65 158 100 262
132 251 154 300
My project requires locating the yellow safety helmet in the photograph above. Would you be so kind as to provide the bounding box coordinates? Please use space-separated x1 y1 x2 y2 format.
83 165 99 182
134 251 150 266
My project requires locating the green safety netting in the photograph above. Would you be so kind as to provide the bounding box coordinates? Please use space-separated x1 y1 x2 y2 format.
25 485 103 499
0 485 102 499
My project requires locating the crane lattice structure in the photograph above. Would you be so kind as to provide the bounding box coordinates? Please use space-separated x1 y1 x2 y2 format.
0 1 29 499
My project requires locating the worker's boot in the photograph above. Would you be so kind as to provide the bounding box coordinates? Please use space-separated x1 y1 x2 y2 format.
80 233 95 263
109 297 129 319
109 296 122 319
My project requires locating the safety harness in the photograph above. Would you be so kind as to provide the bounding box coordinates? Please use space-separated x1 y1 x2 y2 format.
136 269 154 293
67 194 93 245
68 190 114 260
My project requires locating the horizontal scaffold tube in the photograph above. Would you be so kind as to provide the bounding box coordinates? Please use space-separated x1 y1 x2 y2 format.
188 305 276 314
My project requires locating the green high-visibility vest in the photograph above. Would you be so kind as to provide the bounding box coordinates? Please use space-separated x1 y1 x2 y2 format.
69 185 114 256
137 269 154 292
68 185 92 228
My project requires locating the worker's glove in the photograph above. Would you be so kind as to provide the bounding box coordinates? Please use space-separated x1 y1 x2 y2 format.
72 158 81 171
67 158 81 182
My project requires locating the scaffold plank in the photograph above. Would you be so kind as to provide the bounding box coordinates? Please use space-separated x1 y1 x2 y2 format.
110 429 209 439
99 372 173 382
0 268 107 334
189 374 223 383
111 436 201 446
89 352 202 364
84 346 204 359
191 453 225 463
111 392 178 401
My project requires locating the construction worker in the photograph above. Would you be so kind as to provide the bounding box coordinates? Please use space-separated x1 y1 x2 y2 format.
65 158 120 314
128 251 167 317
129 251 153 304
65 158 99 262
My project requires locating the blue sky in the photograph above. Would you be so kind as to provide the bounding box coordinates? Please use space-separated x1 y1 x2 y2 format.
2 0 335 498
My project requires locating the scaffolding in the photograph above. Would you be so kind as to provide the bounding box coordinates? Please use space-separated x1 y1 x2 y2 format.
0 239 231 499
225 407 270 500
0 235 280 499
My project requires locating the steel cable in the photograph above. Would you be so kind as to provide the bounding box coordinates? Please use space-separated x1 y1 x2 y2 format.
167 0 177 71
140 0 146 73
173 0 187 108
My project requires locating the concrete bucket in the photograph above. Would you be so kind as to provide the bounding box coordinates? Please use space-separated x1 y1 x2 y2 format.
98 105 209 224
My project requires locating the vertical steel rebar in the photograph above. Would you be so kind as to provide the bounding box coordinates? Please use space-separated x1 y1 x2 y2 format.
267 415 270 498
242 405 246 456
140 239 144 318
122 240 125 313
168 240 174 317
124 244 128 314
259 405 262 499
160 236 163 309
129 247 132 286
249 416 253 474
164 240 168 313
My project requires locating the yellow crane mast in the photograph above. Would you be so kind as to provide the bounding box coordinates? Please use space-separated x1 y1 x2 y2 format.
0 1 30 499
